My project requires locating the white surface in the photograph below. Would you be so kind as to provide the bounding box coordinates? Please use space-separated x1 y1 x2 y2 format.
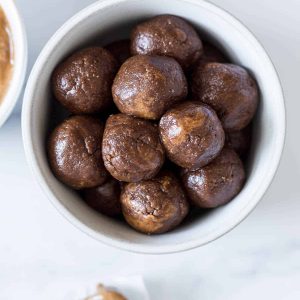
63 275 149 300
22 0 285 254
0 0 298 299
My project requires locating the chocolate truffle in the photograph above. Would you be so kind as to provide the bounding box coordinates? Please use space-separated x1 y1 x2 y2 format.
83 177 121 217
52 47 118 114
121 171 189 234
226 126 252 159
112 55 188 120
196 41 227 65
105 39 131 66
102 114 165 182
182 148 246 208
192 62 259 131
159 102 225 170
131 15 203 69
48 115 108 190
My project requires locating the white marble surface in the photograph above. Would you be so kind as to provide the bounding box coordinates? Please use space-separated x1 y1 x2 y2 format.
0 0 299 299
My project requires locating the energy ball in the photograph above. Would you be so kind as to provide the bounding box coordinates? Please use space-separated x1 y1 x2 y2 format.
226 126 252 159
186 42 228 87
197 41 228 65
192 62 259 131
121 171 189 234
83 177 121 217
48 115 108 190
102 114 165 182
182 148 245 208
105 39 131 66
52 47 118 114
112 55 188 120
159 102 225 170
131 15 203 69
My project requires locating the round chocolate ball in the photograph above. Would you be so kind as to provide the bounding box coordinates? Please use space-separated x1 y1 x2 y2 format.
131 15 203 69
102 114 165 182
187 42 228 88
192 62 259 131
159 102 225 170
112 55 188 120
105 39 131 66
48 115 108 190
121 171 189 234
52 47 118 114
226 126 252 159
196 41 228 65
83 177 121 217
182 148 246 208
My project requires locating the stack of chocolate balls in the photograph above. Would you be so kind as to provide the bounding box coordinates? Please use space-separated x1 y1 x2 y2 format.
48 15 258 235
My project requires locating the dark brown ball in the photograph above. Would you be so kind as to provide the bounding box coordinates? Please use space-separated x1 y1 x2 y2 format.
197 41 228 65
159 102 225 170
105 39 131 66
48 115 108 190
182 148 246 208
131 15 203 69
52 47 118 114
83 177 121 217
121 171 189 234
192 62 259 131
112 55 188 120
226 126 252 159
102 114 165 182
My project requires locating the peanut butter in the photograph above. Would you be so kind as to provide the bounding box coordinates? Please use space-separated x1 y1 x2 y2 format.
85 284 127 300
0 7 13 103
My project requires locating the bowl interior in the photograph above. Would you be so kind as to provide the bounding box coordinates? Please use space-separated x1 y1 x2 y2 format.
23 0 285 253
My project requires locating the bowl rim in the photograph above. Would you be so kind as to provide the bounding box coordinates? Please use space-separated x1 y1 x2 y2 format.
22 0 286 254
0 0 28 128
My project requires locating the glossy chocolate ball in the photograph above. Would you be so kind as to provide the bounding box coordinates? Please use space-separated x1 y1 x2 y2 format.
121 171 189 234
159 102 225 170
48 115 108 190
131 15 203 69
83 177 121 217
102 114 165 182
182 148 245 208
192 62 259 131
105 39 131 66
52 47 118 114
112 55 187 120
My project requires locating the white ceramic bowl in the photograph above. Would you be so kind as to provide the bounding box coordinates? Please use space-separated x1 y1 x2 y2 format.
22 0 285 254
0 0 27 128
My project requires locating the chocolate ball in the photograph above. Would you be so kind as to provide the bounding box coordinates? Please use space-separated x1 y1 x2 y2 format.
192 62 259 131
105 39 131 66
182 148 246 208
102 114 165 182
197 41 228 65
112 55 187 120
52 47 118 114
83 177 121 217
226 126 252 159
131 15 203 69
121 171 189 234
159 102 225 170
48 115 108 190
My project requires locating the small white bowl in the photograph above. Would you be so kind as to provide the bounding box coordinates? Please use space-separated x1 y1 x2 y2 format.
22 0 285 254
0 0 27 128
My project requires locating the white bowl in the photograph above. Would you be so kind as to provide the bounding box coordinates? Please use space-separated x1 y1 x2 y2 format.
0 0 27 128
22 0 285 254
